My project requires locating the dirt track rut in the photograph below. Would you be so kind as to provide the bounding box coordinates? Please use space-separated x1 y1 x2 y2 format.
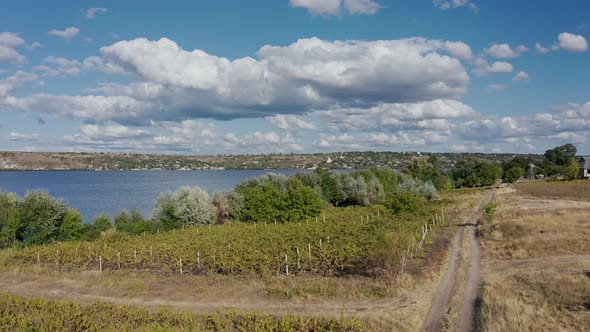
423 191 492 332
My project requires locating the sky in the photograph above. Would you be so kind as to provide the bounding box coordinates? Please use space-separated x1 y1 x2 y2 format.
0 0 589 155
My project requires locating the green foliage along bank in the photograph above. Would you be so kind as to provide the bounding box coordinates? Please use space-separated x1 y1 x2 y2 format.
1 167 441 249
0 191 90 249
0 292 363 332
3 201 447 277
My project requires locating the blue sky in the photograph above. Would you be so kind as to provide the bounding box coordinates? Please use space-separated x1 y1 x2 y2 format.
0 0 589 154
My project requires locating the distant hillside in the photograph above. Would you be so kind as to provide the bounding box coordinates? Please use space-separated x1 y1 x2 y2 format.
0 151 543 171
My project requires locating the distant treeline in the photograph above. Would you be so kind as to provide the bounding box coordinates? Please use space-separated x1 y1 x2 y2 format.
500 144 580 183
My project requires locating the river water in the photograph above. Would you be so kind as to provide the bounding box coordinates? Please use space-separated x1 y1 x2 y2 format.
0 170 317 221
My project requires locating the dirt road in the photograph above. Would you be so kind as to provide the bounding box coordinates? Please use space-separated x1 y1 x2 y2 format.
423 191 492 332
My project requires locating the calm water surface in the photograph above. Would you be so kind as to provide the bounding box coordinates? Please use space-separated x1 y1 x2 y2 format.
0 170 319 221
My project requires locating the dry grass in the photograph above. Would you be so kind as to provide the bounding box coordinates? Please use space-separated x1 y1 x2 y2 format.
480 195 590 259
477 182 590 331
515 180 590 201
478 271 590 332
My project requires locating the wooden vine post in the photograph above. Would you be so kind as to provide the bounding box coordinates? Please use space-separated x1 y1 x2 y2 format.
284 254 289 276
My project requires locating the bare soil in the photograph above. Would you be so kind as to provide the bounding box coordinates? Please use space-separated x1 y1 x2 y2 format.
423 190 492 331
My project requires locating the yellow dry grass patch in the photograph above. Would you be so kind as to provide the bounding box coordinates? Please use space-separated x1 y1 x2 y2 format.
478 183 590 331
478 271 590 332
480 194 590 259
515 180 590 202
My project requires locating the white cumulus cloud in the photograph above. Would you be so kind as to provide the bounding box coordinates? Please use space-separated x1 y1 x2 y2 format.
0 32 25 63
513 71 529 81
86 7 108 19
9 132 41 142
266 114 316 131
444 41 473 59
536 33 588 54
48 27 79 41
433 0 478 11
32 36 471 123
289 0 381 16
484 43 528 58
557 32 588 52
473 58 513 76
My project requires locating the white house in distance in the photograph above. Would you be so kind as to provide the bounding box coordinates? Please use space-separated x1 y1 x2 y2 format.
579 156 590 179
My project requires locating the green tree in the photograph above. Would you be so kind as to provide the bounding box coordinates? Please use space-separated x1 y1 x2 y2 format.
368 167 399 197
114 209 156 235
91 214 112 233
542 143 579 179
397 173 438 199
340 174 370 206
544 143 577 165
315 168 347 206
403 159 451 191
236 175 325 222
18 191 67 245
504 166 524 183
57 209 84 241
450 159 502 188
153 186 215 228
386 193 423 215
563 157 580 180
0 192 21 248
212 191 244 224
283 179 325 221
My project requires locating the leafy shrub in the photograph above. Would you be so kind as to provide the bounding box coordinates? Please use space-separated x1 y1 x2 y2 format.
315 168 347 206
0 192 20 247
340 174 370 206
115 209 157 235
57 209 84 241
0 191 87 247
18 191 68 245
236 175 325 222
504 166 524 183
81 213 113 240
450 158 502 188
366 176 385 203
397 173 438 199
153 186 215 228
483 201 499 222
282 179 325 221
386 192 424 215
91 214 112 233
368 167 399 196
212 191 244 224
402 158 451 191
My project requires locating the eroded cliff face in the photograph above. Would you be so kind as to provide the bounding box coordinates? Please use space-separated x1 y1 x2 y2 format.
0 152 89 170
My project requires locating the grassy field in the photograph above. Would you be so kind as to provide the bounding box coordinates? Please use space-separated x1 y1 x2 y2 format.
515 180 590 201
477 182 590 331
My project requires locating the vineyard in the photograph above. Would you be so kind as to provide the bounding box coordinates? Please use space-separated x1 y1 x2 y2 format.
2 203 447 277
0 292 362 331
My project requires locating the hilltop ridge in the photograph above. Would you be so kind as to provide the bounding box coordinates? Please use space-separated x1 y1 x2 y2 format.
0 151 542 171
